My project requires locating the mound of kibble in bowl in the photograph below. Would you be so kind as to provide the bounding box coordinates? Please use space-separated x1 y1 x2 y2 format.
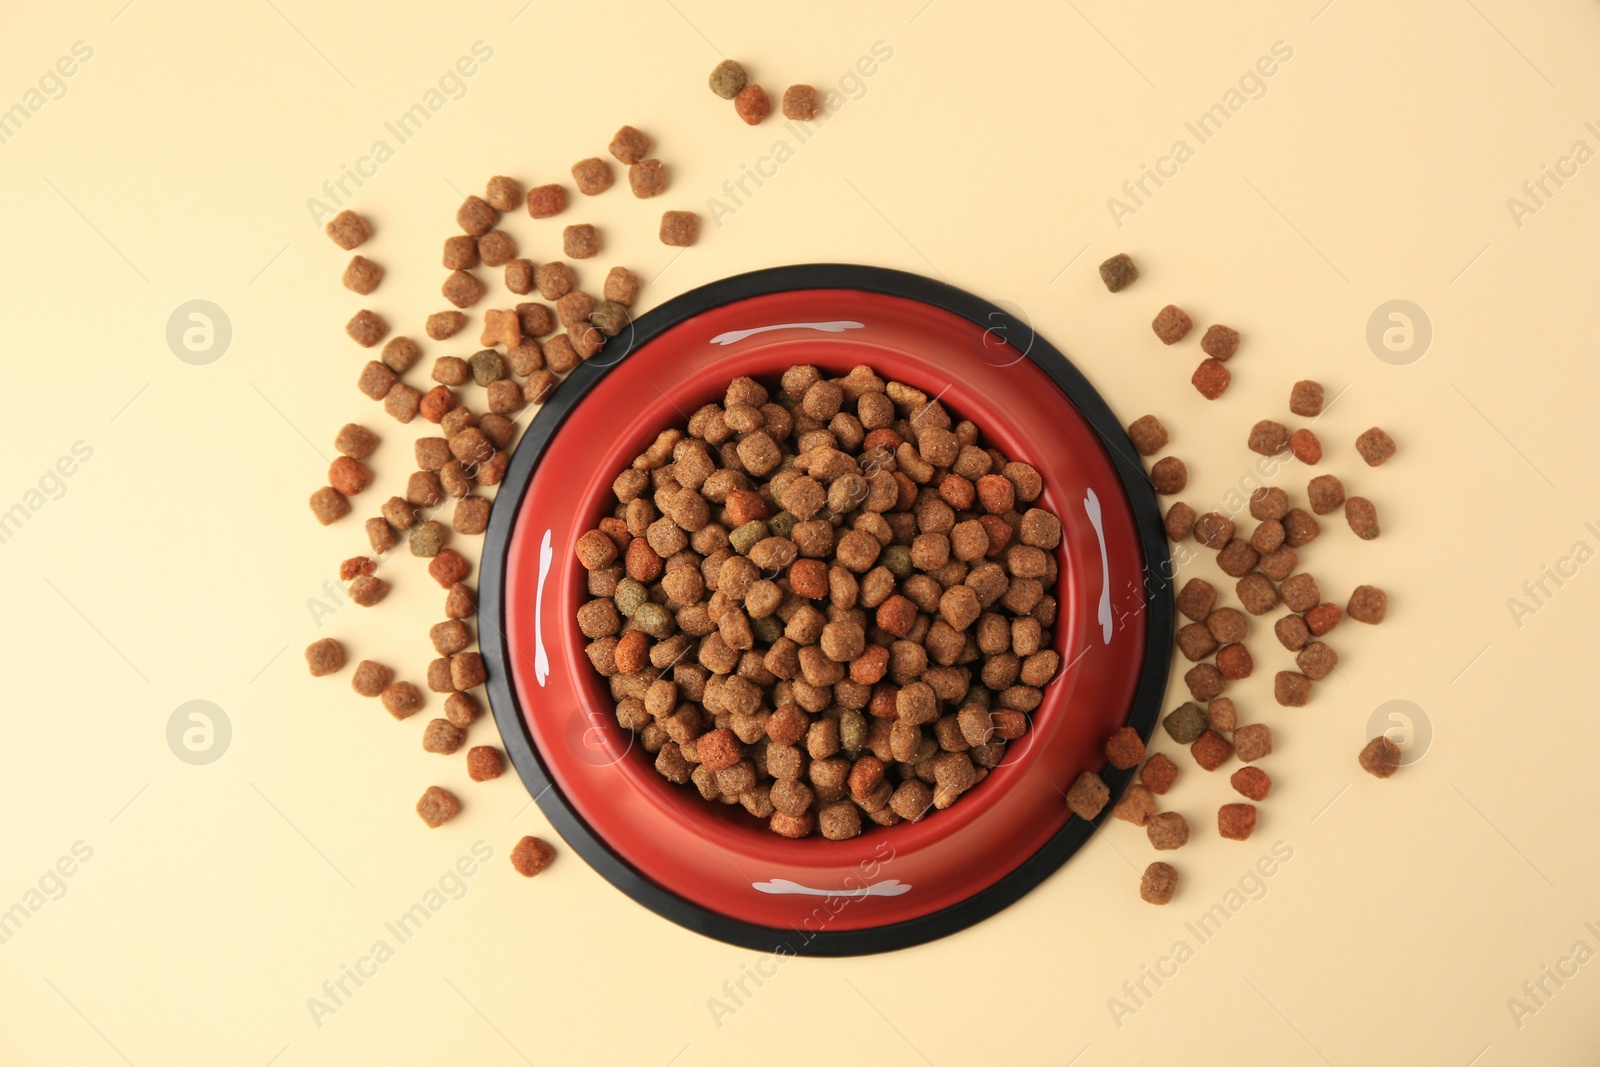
572 365 1064 839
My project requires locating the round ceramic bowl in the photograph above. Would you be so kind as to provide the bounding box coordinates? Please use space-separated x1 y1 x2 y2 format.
480 264 1172 955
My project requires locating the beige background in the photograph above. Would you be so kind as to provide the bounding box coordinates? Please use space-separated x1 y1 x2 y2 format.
2 0 1597 1063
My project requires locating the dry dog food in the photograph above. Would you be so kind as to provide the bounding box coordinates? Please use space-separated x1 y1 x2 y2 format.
486 175 522 212
1191 359 1231 399
1140 753 1179 794
456 196 497 235
1346 496 1379 539
1200 325 1239 361
416 785 460 828
1258 545 1298 582
527 183 566 218
1279 573 1320 614
1176 578 1216 622
1217 802 1256 841
564 224 600 259
511 835 556 876
571 157 613 195
382 681 424 719
1283 508 1321 548
708 59 748 99
309 486 351 526
1127 415 1168 456
1250 520 1284 553
1356 427 1396 467
1150 457 1187 494
1274 671 1311 707
305 638 345 676
1216 538 1259 578
609 125 652 165
734 84 771 124
478 230 517 267
1098 253 1138 292
1140 861 1179 904
1191 730 1232 771
1215 643 1252 680
1114 783 1159 826
1248 420 1290 456
1147 811 1189 850
573 365 1063 837
1250 487 1289 521
1206 608 1247 645
1164 502 1197 541
1289 379 1324 417
1236 574 1277 615
346 310 388 348
351 660 392 696
427 311 466 340
1307 474 1345 515
1151 305 1193 345
443 235 479 270
1274 614 1311 652
325 210 371 249
1304 602 1341 636
1359 736 1401 778
1066 772 1110 819
467 746 503 781
382 337 420 374
329 457 372 496
1289 429 1321 465
1295 641 1339 680
348 575 389 607
1177 624 1216 662
1193 512 1234 550
1231 765 1271 800
629 159 668 198
422 719 466 755
442 270 485 309
660 210 700 246
1348 584 1388 624
1105 726 1146 770
782 84 821 120
1233 723 1272 762
1162 702 1207 744
1206 696 1238 732
343 256 383 295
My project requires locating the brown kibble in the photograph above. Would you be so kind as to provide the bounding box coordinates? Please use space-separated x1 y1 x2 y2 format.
309 486 350 526
1216 538 1260 578
450 651 486 690
422 718 466 755
1356 427 1396 467
1066 771 1110 819
603 267 642 308
443 234 479 270
1250 487 1290 521
1236 574 1278 616
325 210 370 249
1346 496 1380 540
734 83 771 124
535 261 576 301
511 835 556 875
1206 608 1247 644
1140 753 1179 795
351 660 391 697
1141 861 1179 904
346 309 388 348
442 269 485 308
1151 305 1193 344
782 84 821 120
485 175 522 213
1104 726 1146 770
571 157 613 196
1231 765 1272 800
1098 253 1139 292
348 575 389 607
1218 802 1256 841
526 183 566 219
1192 358 1232 399
1305 602 1341 636
467 746 503 782
1147 811 1189 850
1248 420 1290 456
1192 512 1234 550
457 195 497 236
1150 457 1187 495
1200 324 1240 361
660 210 700 247
479 231 518 270
430 549 470 589
628 159 668 199
382 681 424 719
1296 641 1339 681
342 255 383 295
563 224 600 259
305 638 344 676
1191 729 1232 771
609 125 652 165
444 691 480 727
1275 613 1311 651
1250 520 1285 553
1348 584 1388 624
1115 784 1160 826
1280 573 1321 613
1206 697 1238 733
1308 474 1346 515
1359 736 1402 778
1216 643 1253 680
1184 663 1227 702
1289 379 1324 417
1283 508 1321 548
1274 671 1311 707
1289 428 1322 465
328 456 372 496
1258 545 1299 583
426 311 466 340
416 786 460 828
1165 502 1197 542
1233 723 1272 762
1127 414 1169 457
1177 623 1217 662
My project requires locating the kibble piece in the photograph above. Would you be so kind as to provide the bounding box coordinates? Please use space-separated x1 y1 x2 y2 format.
454 496 491 536
1177 623 1217 662
504 258 535 296
450 651 486 690
1236 574 1278 616
1305 602 1341 636
629 159 667 198
430 549 471 588
1114 784 1159 826
1140 861 1179 904
660 211 700 247
526 183 567 219
1359 736 1402 778
459 746 501 783
1250 487 1290 522
1200 324 1240 361
1283 509 1321 548
563 224 600 259
305 638 344 676
602 266 642 308
1259 545 1299 582
1162 702 1208 744
1356 427 1396 467
1250 520 1285 553
1185 663 1227 702
544 334 579 373
478 229 517 267
1104 726 1146 770
708 59 748 99
606 126 653 166
1098 253 1138 292
1231 766 1272 800
365 517 396 554
328 456 372 497
1216 643 1253 680
1289 428 1322 465
511 835 556 876
1296 642 1339 681
1164 502 1197 542
346 309 388 348
1140 753 1179 795
443 234 480 270
1192 730 1232 771
571 157 613 196
1289 379 1325 417
426 312 466 341
485 174 522 212
734 83 771 124
1280 573 1321 614
1274 671 1311 707
1346 496 1380 540
351 660 391 697
442 269 485 308
1216 538 1260 578
1192 512 1234 550
1206 608 1247 645
422 718 466 755
1218 802 1257 841
1127 414 1168 457
456 195 497 236
380 338 421 377
1151 305 1192 344
325 209 371 249
1150 457 1187 495
535 261 576 301
1192 358 1231 399
1247 420 1290 456
1233 723 1272 762
348 575 389 607
309 486 350 526
1065 771 1110 819
1275 613 1311 651
432 358 470 388
416 786 459 828
342 255 383 295
1206 696 1238 733
1348 584 1388 624
381 681 424 719
1147 811 1189 850
1307 474 1346 515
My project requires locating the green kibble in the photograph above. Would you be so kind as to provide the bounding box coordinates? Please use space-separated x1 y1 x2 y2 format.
708 59 748 100
1162 702 1207 744
729 520 769 555
632 602 675 639
839 709 867 753
409 520 446 557
751 615 784 644
614 577 649 617
468 349 505 386
882 544 913 579
589 301 629 338
768 511 797 538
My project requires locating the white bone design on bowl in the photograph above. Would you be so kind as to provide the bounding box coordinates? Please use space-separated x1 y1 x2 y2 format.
534 529 553 686
708 321 865 346
752 878 912 898
1084 489 1112 644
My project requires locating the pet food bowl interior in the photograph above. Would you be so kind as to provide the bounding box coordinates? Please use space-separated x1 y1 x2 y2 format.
481 265 1172 955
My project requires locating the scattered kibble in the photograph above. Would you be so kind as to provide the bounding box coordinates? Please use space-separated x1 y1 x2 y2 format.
571 157 613 196
1231 765 1272 800
782 84 820 120
346 309 389 348
467 746 503 782
1066 771 1111 819
1147 811 1189 850
1098 253 1139 292
324 210 371 249
1347 584 1388 624
527 183 566 219
629 159 667 198
1151 305 1193 345
1140 753 1180 795
659 210 700 246
1200 325 1239 361
1150 456 1187 494
510 835 556 876
1217 802 1256 841
1355 427 1396 467
416 785 460 828
1359 736 1401 778
1127 414 1168 457
1233 723 1272 762
1289 379 1324 417
708 59 748 100
351 660 392 697
1307 474 1345 515
1289 428 1322 465
309 486 351 526
1140 861 1179 904
563 224 600 259
1346 496 1380 539
342 255 383 295
1248 419 1290 456
1192 358 1231 399
734 84 771 124
305 638 345 677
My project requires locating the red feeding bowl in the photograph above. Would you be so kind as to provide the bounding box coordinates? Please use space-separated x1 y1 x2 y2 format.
480 266 1172 955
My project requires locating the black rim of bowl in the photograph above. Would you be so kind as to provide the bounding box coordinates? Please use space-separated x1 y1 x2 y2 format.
480 264 1174 957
